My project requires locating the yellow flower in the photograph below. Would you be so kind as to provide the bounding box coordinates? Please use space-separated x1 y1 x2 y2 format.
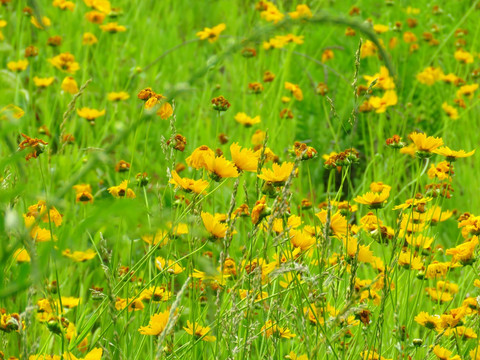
205 156 239 179
373 24 389 33
141 230 169 247
107 91 129 102
196 23 226 43
157 102 173 119
31 16 51 29
261 320 296 338
59 296 81 309
49 53 80 74
433 146 475 161
84 0 111 14
82 32 98 45
260 3 285 24
368 90 397 113
61 76 79 94
62 249 96 262
140 286 172 302
234 112 261 127
73 183 94 204
454 48 474 64
184 321 216 341
360 40 377 58
230 143 259 172
284 82 303 101
1 104 25 120
64 348 102 360
155 257 184 274
115 297 144 312
33 76 55 88
186 145 215 169
100 22 127 33
169 170 209 194
363 66 395 90
13 248 31 263
417 66 444 85
288 4 312 19
398 251 423 270
354 188 390 209
108 180 136 199
7 59 29 72
85 10 106 24
201 211 228 238
138 310 170 336
258 162 295 185
53 0 75 11
409 131 444 154
442 102 459 120
414 311 441 330
315 210 348 238
456 83 479 99
445 236 478 265
77 108 105 121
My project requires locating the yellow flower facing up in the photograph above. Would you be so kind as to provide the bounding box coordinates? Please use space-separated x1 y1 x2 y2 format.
230 143 259 172
138 310 170 336
33 76 55 88
77 108 105 124
368 90 397 113
49 52 80 74
169 170 209 195
261 320 296 339
288 4 312 19
414 311 441 331
408 131 444 157
258 162 295 186
234 112 261 127
354 188 390 209
7 59 29 72
201 211 228 239
183 321 216 341
442 102 459 120
196 23 226 43
433 146 475 162
108 180 136 199
100 22 127 33
62 249 96 262
205 156 239 180
107 91 130 102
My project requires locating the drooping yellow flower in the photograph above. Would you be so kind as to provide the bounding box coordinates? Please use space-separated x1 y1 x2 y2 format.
183 321 216 341
284 82 303 101
13 248 31 263
360 40 377 58
258 162 295 185
234 112 261 127
196 23 226 43
108 180 136 199
315 210 348 238
201 212 228 238
433 146 475 161
230 143 259 172
205 156 239 179
61 76 79 94
445 236 478 265
0 104 25 120
138 310 170 336
186 145 215 169
354 188 390 209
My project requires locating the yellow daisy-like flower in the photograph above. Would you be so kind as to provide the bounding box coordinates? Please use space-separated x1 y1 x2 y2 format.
408 131 444 156
201 211 228 239
230 142 259 172
33 76 55 88
354 188 390 209
284 82 303 101
61 76 79 94
183 321 216 341
100 22 127 33
196 23 226 43
155 257 185 274
442 102 459 120
205 156 239 180
258 162 295 185
186 145 215 170
261 320 296 339
234 112 261 127
169 170 209 195
77 107 106 121
7 59 29 72
288 4 312 19
82 32 98 45
433 146 475 161
108 180 136 199
62 249 96 262
49 52 80 74
414 311 441 331
138 310 170 336
107 91 130 102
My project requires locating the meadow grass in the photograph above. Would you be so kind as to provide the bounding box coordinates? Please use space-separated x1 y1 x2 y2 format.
1 0 480 359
